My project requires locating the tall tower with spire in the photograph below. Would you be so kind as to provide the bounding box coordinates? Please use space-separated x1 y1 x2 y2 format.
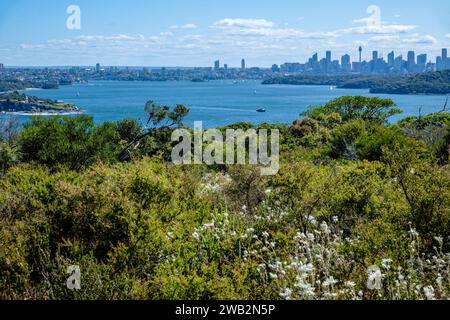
359 46 362 63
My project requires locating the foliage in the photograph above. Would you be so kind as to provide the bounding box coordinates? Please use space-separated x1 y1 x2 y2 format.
145 101 189 128
0 96 449 300
18 115 121 170
263 70 450 95
302 96 402 124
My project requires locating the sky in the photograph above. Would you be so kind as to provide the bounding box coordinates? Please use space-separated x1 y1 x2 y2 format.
0 0 449 67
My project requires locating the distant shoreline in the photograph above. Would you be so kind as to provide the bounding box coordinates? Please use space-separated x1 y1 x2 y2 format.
0 91 82 116
1 110 83 116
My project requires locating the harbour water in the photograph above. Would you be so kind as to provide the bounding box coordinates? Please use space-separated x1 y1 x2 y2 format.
16 80 449 128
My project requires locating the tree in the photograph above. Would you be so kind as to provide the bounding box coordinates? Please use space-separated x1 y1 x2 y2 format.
119 101 190 161
303 96 402 124
18 115 121 170
145 101 189 128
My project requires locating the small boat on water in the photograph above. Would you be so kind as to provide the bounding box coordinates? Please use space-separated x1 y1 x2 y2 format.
256 108 266 113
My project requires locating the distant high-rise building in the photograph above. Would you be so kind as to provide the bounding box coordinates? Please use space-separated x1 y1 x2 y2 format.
407 51 416 72
341 54 351 72
96 63 101 73
271 64 280 72
241 59 246 70
359 46 362 63
442 48 448 70
387 51 395 67
0 63 4 71
214 60 220 70
224 64 228 70
326 51 332 63
437 56 443 71
417 54 427 71
394 55 405 71
372 51 378 61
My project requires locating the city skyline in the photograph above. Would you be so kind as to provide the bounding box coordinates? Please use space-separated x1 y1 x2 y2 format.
0 0 449 66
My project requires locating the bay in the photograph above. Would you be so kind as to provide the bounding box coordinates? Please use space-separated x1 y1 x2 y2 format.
16 80 449 128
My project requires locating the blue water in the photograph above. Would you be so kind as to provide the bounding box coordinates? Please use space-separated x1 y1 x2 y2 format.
15 80 449 128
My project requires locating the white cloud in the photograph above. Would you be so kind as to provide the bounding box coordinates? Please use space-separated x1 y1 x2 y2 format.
224 27 335 39
369 35 400 42
159 31 173 36
171 24 198 29
446 33 450 39
340 24 416 35
211 18 335 40
213 18 275 29
181 24 198 29
402 34 437 44
76 34 143 42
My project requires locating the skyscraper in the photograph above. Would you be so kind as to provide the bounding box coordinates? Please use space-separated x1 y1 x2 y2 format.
407 51 416 72
443 48 448 69
241 59 246 70
359 46 362 63
372 51 378 61
326 51 332 63
387 51 394 67
417 54 427 72
437 56 443 71
214 60 220 70
96 63 101 73
0 63 4 71
341 54 351 72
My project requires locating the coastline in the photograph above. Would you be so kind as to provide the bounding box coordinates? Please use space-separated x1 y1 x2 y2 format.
1 110 83 116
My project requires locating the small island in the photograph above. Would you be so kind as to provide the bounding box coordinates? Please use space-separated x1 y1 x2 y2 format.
0 91 81 114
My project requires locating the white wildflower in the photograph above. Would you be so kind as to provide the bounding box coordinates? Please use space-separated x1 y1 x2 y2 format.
192 230 200 241
280 288 293 300
423 286 435 300
307 215 317 225
320 222 330 234
323 276 338 287
345 281 356 288
381 259 393 270
408 228 419 237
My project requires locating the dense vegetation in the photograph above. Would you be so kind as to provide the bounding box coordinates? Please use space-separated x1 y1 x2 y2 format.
263 70 450 95
0 96 449 300
0 80 59 93
0 92 78 113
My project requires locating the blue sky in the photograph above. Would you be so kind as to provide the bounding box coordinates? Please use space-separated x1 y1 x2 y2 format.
0 0 449 66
